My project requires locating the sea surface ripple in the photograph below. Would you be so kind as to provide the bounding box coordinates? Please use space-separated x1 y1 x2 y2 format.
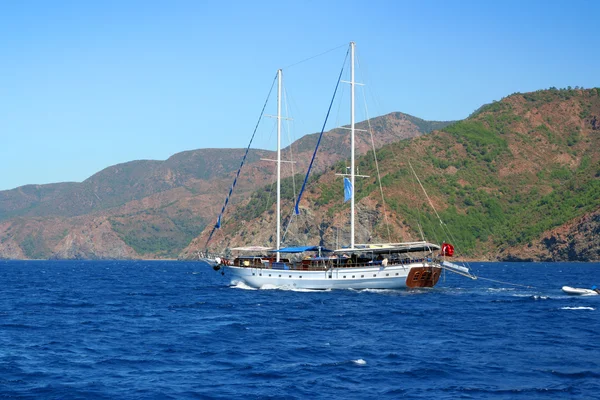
1 260 599 399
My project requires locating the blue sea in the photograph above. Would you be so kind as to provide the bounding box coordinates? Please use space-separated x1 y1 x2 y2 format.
1 260 599 399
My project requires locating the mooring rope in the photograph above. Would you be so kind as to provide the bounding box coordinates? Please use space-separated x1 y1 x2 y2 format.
474 275 535 288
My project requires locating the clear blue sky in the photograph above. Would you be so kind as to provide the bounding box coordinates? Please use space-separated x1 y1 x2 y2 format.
1 0 598 190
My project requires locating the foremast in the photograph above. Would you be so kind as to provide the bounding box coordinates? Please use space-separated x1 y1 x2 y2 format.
276 69 282 262
350 42 356 249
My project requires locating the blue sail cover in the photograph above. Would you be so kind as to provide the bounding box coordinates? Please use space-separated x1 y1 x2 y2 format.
205 74 277 249
294 49 348 215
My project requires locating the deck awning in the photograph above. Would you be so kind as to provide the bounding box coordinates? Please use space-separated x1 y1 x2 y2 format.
270 245 333 253
230 246 273 252
333 241 440 254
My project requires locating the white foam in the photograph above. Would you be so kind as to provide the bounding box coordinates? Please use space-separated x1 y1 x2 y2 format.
231 281 257 290
259 284 328 292
356 288 396 294
531 295 549 300
488 287 515 292
353 359 367 365
561 306 595 311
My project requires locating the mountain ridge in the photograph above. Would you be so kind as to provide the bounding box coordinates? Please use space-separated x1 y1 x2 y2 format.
2 87 599 262
0 111 451 259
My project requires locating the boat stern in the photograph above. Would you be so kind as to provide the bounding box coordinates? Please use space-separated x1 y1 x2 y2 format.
406 265 442 288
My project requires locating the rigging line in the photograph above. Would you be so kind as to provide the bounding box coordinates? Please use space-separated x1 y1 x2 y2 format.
385 144 428 244
407 158 471 267
264 171 277 216
411 159 443 245
475 275 535 289
294 47 350 215
205 73 278 250
283 86 298 200
361 87 392 243
283 43 348 70
408 160 444 226
281 212 292 242
407 156 479 274
408 158 470 268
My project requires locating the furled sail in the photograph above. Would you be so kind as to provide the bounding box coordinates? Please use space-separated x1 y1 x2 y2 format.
294 50 348 215
205 74 278 249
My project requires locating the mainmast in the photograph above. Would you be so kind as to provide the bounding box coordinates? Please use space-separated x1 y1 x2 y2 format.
350 42 356 249
276 69 282 262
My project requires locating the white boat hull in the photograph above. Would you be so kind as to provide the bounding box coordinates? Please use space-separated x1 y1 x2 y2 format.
562 286 599 296
224 262 441 290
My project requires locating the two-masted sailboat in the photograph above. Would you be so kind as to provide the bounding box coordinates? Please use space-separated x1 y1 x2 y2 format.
205 42 475 289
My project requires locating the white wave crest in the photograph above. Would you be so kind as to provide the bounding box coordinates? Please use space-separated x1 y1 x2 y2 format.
561 306 595 310
531 295 549 300
258 284 328 292
352 359 367 365
354 288 396 294
488 287 516 292
230 281 257 290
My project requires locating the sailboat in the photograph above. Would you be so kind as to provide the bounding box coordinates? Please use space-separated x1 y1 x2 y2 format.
207 42 476 289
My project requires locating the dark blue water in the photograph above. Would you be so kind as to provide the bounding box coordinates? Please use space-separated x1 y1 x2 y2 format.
1 260 599 399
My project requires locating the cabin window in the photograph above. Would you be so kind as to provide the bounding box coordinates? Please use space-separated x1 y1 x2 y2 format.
396 273 399 276
328 275 332 278
361 275 364 278
352 275 355 278
343 276 346 278
386 273 389 277
299 276 302 278
413 272 421 281
259 273 262 276
373 274 376 277
252 273 255 276
269 274 271 277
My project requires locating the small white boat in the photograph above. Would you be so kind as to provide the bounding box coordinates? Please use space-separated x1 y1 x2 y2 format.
562 286 599 296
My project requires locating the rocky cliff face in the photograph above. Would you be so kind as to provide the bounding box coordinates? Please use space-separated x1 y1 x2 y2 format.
500 208 600 262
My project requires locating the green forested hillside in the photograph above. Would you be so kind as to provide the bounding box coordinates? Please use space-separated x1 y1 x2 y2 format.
195 88 600 261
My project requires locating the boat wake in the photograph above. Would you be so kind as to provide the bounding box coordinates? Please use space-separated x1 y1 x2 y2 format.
230 282 258 290
351 288 397 294
230 282 328 292
259 284 329 292
561 306 595 311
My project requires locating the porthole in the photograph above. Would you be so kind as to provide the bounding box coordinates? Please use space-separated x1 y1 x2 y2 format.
328 275 332 278
361 275 364 278
373 274 376 277
386 273 389 277
343 276 346 278
352 275 355 278
259 273 262 276
289 275 292 278
269 274 271 277
279 275 282 278
299 276 302 278
252 273 255 276
395 273 399 276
